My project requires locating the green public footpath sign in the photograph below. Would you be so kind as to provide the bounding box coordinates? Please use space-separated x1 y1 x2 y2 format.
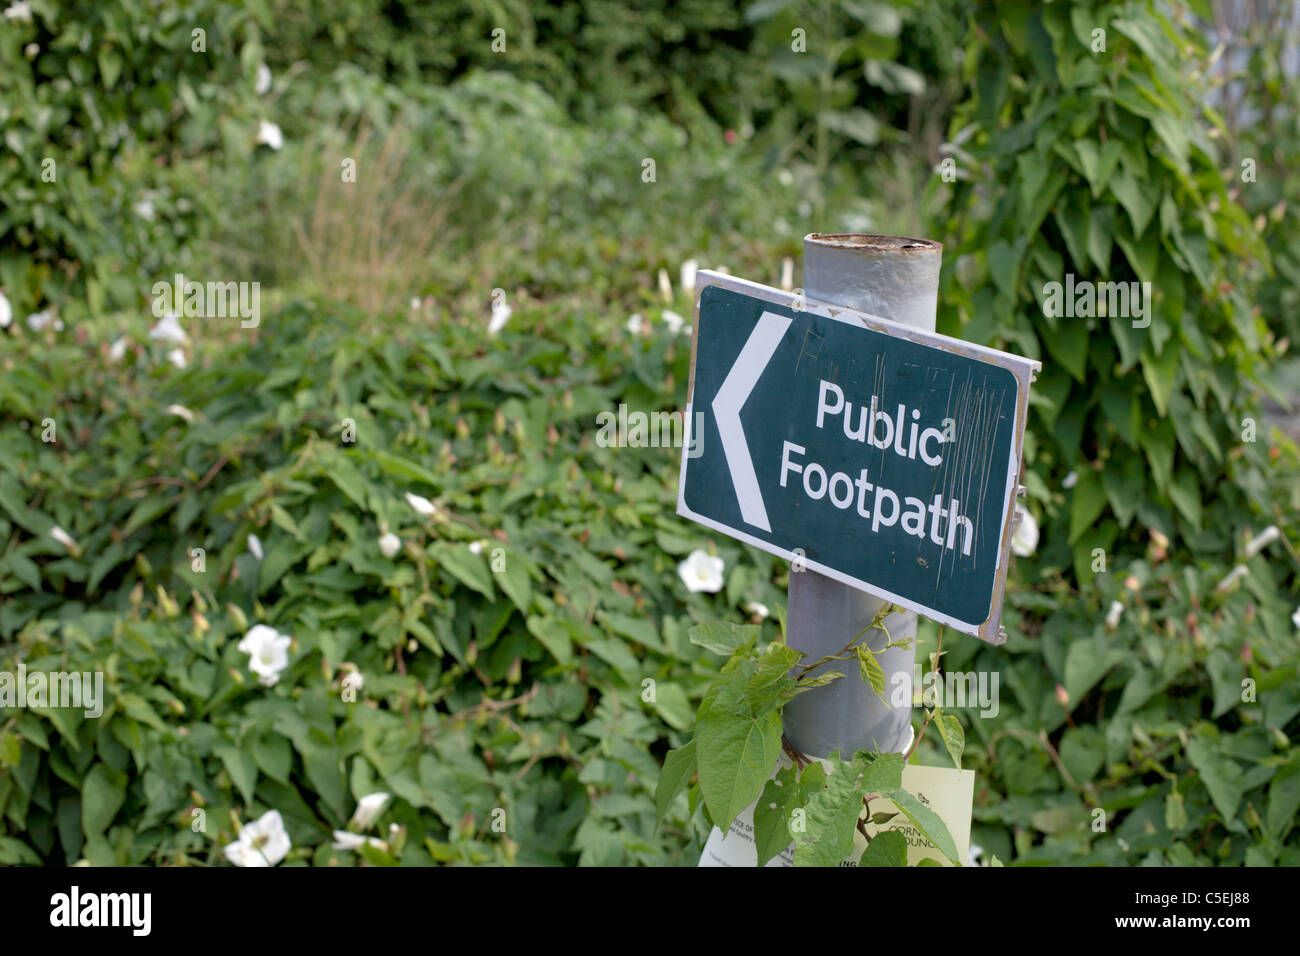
677 272 1040 643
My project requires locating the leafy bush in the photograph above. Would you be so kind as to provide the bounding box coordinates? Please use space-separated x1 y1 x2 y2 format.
210 66 813 309
264 0 760 121
936 0 1282 583
0 288 804 865
912 0 1300 867
0 0 271 320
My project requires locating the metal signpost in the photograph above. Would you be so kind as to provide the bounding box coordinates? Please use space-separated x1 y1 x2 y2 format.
680 236 1039 862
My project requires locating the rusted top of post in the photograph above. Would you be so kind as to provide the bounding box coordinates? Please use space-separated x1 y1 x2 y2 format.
805 233 941 254
802 233 942 329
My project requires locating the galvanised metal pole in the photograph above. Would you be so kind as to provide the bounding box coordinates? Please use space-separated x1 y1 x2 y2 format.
781 234 942 760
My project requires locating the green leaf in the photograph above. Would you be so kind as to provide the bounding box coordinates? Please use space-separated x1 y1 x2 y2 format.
859 828 908 866
1140 343 1180 418
81 764 127 836
0 730 21 767
1168 471 1202 529
858 751 905 793
793 753 870 867
652 682 693 732
884 787 960 864
5 551 40 591
496 551 533 613
1060 726 1106 783
326 457 369 510
1205 650 1241 720
856 644 887 702
251 733 292 785
98 48 123 89
654 738 696 830
437 545 496 599
753 763 802 866
1110 166 1157 236
1042 314 1089 383
371 450 441 488
1068 470 1108 544
526 616 572 665
935 711 965 770
821 108 880 146
1185 737 1244 822
216 744 259 804
0 837 41 865
695 656 783 831
1265 756 1300 840
689 621 759 657
746 643 802 700
302 745 347 820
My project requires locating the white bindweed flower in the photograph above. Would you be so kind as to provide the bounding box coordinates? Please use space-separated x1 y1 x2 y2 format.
968 843 983 867
237 624 292 687
1104 600 1124 631
0 291 11 329
662 310 686 335
488 301 511 336
658 268 673 302
256 63 272 95
26 309 62 332
680 259 698 296
1292 606 1300 631
405 492 439 518
409 297 421 311
255 119 283 151
1243 526 1280 560
247 533 263 561
133 198 155 221
1062 470 1078 489
167 348 187 369
1010 504 1038 557
341 669 363 692
468 540 486 555
149 311 187 344
378 532 401 558
108 337 128 362
626 313 643 335
744 601 770 620
1216 564 1249 593
224 809 291 867
678 549 724 594
49 525 77 551
331 831 385 852
350 792 390 830
3 2 33 23
166 404 194 423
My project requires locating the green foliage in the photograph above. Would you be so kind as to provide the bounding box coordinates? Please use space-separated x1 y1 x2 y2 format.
4 0 1298 871
937 0 1281 583
0 292 799 865
1219 2 1300 344
0 0 272 320
907 510 1300 865
664 620 958 866
265 0 759 121
745 0 965 222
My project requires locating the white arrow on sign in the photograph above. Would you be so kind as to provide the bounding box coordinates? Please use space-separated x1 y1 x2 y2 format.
711 310 791 532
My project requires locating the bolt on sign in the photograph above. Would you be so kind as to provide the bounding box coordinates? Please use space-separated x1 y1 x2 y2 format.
677 271 1040 644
